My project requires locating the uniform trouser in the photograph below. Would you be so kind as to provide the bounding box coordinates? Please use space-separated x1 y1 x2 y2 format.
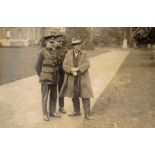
58 68 64 108
41 84 57 115
72 97 90 116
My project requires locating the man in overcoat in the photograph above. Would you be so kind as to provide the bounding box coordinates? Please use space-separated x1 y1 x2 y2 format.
35 36 61 121
60 36 94 120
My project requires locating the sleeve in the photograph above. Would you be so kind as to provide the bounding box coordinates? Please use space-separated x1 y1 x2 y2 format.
35 52 44 76
62 52 72 74
78 52 90 73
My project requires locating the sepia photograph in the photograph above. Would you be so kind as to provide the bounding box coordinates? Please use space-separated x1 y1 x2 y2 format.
0 0 155 155
0 27 155 128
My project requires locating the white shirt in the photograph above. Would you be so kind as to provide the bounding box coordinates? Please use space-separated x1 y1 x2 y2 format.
74 50 80 58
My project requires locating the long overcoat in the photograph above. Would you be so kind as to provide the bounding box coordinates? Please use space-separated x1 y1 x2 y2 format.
59 50 94 98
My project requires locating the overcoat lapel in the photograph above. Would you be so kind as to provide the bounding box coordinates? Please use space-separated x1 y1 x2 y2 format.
70 50 83 66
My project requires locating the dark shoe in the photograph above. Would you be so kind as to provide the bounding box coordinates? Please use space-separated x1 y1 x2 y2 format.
59 108 67 114
43 115 50 121
68 112 81 116
49 113 61 118
84 115 94 120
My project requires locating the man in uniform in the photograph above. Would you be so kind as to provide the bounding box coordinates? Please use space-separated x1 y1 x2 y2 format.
35 36 61 121
55 34 67 114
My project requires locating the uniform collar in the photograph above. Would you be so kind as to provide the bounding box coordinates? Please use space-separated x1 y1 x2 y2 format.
46 47 56 51
71 49 82 54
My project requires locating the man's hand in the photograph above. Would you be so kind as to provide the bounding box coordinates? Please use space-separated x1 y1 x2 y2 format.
73 72 78 76
71 67 78 73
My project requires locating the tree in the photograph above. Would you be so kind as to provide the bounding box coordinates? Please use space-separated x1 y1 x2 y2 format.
131 27 155 47
66 27 94 50
66 27 90 42
92 27 123 46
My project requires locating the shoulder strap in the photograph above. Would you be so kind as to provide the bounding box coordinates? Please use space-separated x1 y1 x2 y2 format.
43 50 52 57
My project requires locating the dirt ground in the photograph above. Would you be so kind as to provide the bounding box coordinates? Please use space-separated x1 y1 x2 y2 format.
81 48 155 128
1 47 155 128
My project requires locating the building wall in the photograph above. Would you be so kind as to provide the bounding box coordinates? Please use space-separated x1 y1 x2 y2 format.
0 27 66 47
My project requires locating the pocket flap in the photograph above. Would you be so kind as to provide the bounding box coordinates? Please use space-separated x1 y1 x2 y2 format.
42 67 54 72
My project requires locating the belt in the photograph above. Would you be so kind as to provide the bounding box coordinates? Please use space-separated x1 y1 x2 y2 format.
43 64 58 68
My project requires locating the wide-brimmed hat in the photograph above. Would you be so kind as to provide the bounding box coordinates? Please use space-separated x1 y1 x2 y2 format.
47 39 55 43
55 34 63 38
43 35 56 41
70 36 82 45
55 34 63 42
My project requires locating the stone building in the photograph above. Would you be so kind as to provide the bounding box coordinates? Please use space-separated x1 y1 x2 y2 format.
0 27 66 47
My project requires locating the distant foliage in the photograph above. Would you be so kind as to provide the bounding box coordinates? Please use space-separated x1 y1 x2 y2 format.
131 27 155 46
66 27 133 48
66 28 90 43
92 28 123 46
66 28 94 50
82 39 95 50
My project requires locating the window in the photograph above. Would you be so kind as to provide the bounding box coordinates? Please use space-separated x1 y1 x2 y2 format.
6 31 11 38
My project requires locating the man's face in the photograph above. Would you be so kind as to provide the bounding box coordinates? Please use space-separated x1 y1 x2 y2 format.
46 41 53 49
56 37 63 46
73 44 82 51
